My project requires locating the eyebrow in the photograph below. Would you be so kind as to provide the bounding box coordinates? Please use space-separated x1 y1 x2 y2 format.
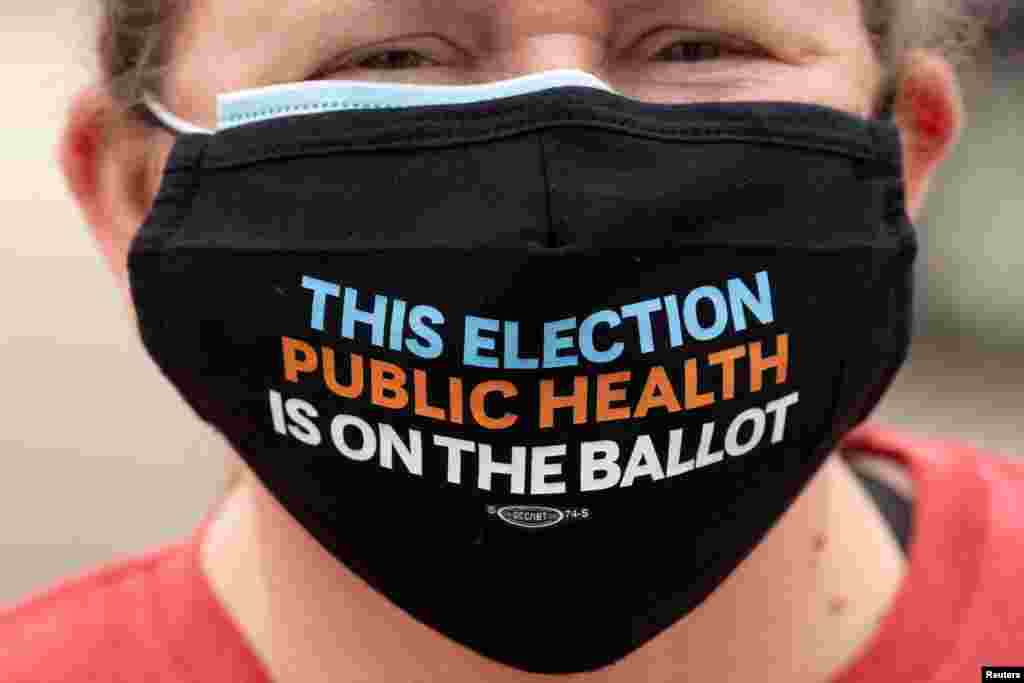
304 0 830 63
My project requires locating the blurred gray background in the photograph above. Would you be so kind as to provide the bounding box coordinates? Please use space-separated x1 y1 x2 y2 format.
1 3 1022 605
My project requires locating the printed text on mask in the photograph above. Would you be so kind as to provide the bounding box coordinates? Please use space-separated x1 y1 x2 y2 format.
299 271 774 368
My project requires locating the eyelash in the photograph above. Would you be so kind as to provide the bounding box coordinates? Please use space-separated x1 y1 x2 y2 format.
651 41 733 63
353 50 438 70
345 39 744 71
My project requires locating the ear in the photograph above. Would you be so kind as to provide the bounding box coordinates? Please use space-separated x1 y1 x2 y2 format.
60 85 169 291
892 50 965 220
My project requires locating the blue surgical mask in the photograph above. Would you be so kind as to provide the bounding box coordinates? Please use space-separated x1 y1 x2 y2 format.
144 69 617 135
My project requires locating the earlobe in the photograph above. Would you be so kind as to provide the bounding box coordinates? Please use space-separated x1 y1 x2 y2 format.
60 87 109 253
893 50 965 219
60 85 162 285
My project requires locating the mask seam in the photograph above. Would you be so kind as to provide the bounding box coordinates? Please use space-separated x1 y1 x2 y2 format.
164 138 209 250
201 93 899 169
148 242 914 257
130 136 209 257
422 92 873 145
203 124 898 174
535 132 558 248
222 100 393 126
130 136 210 265
212 119 886 161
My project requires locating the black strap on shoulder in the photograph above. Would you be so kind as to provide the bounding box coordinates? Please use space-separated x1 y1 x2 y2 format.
852 467 913 555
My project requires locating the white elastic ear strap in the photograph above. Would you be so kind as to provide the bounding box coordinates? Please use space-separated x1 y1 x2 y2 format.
142 92 214 135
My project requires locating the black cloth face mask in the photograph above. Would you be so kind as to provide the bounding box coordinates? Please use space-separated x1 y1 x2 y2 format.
129 79 915 674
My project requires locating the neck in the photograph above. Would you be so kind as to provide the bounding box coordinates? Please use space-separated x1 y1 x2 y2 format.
201 452 906 683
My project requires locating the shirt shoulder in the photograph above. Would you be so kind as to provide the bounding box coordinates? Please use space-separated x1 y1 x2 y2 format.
0 532 271 683
0 544 189 682
934 437 1024 677
836 425 1024 682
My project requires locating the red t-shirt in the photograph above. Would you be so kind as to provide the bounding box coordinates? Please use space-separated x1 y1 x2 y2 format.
2 425 1022 682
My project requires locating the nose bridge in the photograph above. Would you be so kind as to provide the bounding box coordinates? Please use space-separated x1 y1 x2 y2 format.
483 0 610 76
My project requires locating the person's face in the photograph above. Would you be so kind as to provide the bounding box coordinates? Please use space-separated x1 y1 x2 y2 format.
167 0 884 129
63 0 962 285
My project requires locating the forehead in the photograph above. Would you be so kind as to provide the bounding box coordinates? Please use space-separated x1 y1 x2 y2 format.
183 0 867 44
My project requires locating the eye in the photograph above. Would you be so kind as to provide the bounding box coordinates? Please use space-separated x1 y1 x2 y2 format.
354 49 436 70
633 28 766 67
309 36 462 80
653 41 727 63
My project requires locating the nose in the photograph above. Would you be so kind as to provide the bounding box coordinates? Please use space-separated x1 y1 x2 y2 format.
476 3 611 79
485 33 608 79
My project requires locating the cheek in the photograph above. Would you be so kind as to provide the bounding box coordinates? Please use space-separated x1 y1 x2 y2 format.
170 0 326 126
737 60 881 117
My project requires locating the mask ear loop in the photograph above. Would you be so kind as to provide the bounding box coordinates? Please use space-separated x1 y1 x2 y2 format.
140 92 215 136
